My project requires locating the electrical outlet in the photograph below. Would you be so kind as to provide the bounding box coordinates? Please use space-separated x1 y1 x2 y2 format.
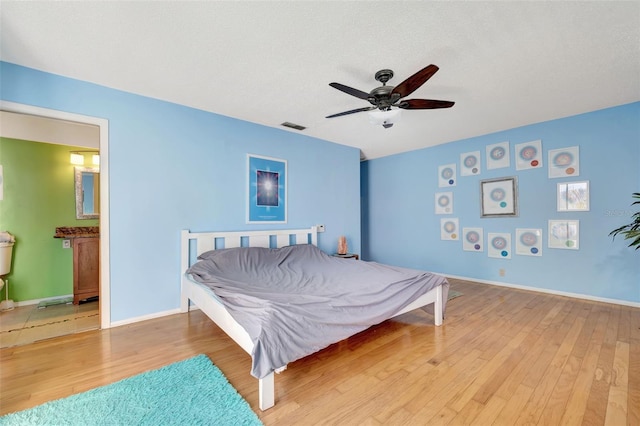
499 268 505 277
63 239 71 249
317 225 325 233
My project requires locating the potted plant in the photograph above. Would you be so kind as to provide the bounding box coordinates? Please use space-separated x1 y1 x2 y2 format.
609 192 640 250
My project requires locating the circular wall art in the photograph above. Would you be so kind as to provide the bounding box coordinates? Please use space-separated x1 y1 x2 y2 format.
462 228 484 252
460 151 481 176
492 236 507 250
490 146 506 160
441 167 453 179
553 152 573 167
438 164 457 187
516 229 543 256
466 231 480 243
548 146 579 178
486 142 510 170
434 192 453 214
490 188 506 201
441 218 459 241
464 155 477 168
520 232 538 246
487 233 511 258
519 146 537 160
515 140 542 170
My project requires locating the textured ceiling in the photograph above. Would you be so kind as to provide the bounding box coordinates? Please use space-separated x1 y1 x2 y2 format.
1 1 638 160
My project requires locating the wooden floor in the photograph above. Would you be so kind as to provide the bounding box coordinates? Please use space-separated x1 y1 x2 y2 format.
1 279 638 425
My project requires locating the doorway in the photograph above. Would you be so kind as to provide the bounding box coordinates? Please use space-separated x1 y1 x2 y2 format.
0 101 111 330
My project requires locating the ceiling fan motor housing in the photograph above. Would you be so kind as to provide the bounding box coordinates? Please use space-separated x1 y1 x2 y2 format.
369 69 400 109
368 86 401 109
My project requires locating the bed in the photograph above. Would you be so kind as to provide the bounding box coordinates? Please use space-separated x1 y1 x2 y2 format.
180 226 448 411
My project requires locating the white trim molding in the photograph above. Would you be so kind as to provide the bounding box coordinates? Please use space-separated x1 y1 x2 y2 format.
442 272 640 309
0 101 111 329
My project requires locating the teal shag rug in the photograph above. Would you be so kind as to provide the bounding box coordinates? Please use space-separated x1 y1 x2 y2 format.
0 355 263 426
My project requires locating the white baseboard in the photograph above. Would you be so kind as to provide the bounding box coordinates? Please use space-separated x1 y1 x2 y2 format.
441 273 640 309
109 307 184 328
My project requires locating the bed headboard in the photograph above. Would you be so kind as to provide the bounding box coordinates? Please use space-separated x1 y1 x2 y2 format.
180 226 319 272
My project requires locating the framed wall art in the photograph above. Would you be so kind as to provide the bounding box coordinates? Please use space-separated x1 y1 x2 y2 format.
435 192 453 214
440 218 459 241
488 232 512 259
549 146 580 178
247 154 287 223
516 228 543 256
462 227 484 252
486 141 510 170
548 220 579 250
480 176 518 218
515 140 543 170
557 181 589 212
460 151 481 176
438 163 457 187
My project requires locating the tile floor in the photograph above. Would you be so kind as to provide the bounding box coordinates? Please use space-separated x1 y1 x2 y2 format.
0 300 99 349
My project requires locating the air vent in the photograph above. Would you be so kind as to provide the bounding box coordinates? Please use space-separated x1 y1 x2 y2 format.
281 122 306 131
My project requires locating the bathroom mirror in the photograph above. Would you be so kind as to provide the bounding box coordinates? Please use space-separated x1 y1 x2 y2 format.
74 167 100 219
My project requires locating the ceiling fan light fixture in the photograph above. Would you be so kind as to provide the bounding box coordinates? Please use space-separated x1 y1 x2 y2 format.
368 108 401 127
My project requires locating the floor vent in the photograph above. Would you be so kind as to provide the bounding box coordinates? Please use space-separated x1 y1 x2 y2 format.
281 122 306 131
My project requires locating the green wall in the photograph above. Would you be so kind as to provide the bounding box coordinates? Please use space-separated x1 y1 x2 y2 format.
0 137 99 303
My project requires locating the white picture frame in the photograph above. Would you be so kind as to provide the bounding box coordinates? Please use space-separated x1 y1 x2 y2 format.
462 227 484 252
460 151 481 176
438 163 457 187
557 181 589 212
515 228 543 256
435 192 453 214
515 140 543 171
488 232 512 259
440 218 459 241
548 220 579 250
486 141 510 170
549 146 580 178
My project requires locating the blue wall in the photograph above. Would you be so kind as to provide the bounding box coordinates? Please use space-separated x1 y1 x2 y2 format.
1 62 362 322
363 103 640 304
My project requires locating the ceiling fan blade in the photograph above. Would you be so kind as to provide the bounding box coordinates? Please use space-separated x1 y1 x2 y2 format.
329 82 370 100
397 99 455 109
391 64 439 99
326 106 375 118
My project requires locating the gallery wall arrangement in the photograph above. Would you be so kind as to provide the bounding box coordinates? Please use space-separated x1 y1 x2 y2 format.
436 140 585 258
363 102 638 305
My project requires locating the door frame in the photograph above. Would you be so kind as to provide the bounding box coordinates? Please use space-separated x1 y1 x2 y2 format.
1 101 111 329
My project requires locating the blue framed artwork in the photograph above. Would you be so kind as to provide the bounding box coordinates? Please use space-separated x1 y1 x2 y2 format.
247 154 287 223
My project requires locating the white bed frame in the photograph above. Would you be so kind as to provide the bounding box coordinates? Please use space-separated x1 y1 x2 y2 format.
180 226 443 411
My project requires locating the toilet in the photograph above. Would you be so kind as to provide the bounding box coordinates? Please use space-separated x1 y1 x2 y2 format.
0 234 15 310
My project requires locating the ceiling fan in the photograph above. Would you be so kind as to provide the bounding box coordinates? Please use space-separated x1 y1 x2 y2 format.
326 64 454 128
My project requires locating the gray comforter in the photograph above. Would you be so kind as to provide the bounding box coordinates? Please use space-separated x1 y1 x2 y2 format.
186 244 449 379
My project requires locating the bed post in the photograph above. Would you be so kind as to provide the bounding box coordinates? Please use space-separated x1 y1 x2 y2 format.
434 285 443 326
258 372 275 411
180 230 190 313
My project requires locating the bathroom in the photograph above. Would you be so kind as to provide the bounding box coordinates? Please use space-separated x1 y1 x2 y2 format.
0 112 101 346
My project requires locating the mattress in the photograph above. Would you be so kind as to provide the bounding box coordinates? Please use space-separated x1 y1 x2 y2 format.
186 244 449 378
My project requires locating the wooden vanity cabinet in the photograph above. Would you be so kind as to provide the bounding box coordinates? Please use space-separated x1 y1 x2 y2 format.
73 237 100 304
